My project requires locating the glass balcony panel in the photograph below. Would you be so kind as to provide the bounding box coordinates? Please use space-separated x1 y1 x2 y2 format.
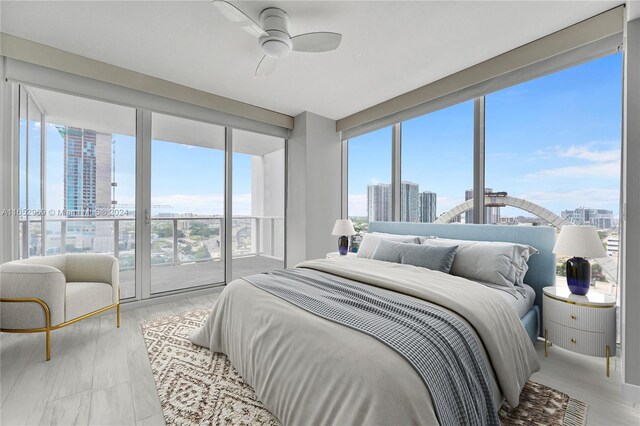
150 113 226 294
231 129 285 280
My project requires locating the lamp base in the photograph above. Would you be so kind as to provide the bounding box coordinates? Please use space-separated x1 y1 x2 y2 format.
566 257 591 295
338 236 349 255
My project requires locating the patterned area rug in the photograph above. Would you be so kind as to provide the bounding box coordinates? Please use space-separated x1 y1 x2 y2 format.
141 308 588 426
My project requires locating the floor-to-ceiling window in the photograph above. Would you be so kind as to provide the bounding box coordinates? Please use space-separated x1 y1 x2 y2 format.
27 94 43 257
401 101 474 224
231 129 285 279
485 53 623 300
17 87 45 259
18 87 139 298
15 84 287 301
150 113 226 294
343 53 623 303
347 126 392 232
46 90 137 297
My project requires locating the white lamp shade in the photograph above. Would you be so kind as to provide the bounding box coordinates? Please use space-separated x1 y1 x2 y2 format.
553 225 607 258
332 219 356 236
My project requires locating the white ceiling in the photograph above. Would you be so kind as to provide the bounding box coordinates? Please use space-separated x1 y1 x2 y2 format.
2 1 623 121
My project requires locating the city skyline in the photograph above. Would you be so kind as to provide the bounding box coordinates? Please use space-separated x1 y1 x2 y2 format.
348 53 623 220
31 54 623 227
363 181 617 229
42 123 259 217
367 181 437 224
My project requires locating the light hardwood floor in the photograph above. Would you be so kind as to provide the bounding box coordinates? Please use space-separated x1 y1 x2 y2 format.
1 291 638 426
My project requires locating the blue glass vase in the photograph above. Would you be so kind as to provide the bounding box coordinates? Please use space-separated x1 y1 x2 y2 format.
566 257 591 295
338 236 349 255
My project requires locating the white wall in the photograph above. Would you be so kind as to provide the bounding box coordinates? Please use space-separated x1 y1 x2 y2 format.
287 112 341 266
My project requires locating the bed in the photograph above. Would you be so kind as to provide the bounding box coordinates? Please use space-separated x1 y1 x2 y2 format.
190 223 557 425
368 222 557 342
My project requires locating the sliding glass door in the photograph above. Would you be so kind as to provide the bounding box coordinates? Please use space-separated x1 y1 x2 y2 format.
150 113 226 294
15 85 286 301
16 86 138 298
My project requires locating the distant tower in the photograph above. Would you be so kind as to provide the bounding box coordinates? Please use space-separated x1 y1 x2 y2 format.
367 183 392 222
465 188 501 224
61 127 112 245
61 127 110 217
419 191 437 223
400 181 420 222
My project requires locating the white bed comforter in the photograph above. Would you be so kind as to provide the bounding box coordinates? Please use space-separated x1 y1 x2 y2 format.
190 257 539 425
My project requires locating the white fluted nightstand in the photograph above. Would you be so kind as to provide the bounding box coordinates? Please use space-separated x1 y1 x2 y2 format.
326 252 357 259
543 286 616 377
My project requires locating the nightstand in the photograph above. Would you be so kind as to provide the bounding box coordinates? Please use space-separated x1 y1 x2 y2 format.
543 286 616 376
326 252 357 259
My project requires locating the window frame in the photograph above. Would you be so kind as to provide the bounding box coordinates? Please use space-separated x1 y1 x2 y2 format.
11 83 288 305
343 53 623 229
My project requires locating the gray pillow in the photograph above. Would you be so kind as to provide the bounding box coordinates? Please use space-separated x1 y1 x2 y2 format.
357 233 422 259
423 238 538 289
371 239 458 273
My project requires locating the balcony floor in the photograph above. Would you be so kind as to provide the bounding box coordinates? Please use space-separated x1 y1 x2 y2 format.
119 255 283 298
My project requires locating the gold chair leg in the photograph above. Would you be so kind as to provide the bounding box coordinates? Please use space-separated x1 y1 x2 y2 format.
544 329 548 357
606 345 610 377
45 329 51 361
116 304 120 328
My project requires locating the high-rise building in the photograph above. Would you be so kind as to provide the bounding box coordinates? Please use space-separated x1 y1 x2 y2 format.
561 207 615 229
367 182 437 223
419 191 437 223
465 188 501 224
367 183 392 222
62 127 112 217
62 127 113 251
400 181 420 222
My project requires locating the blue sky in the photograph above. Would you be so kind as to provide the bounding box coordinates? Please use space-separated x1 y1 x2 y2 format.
44 128 257 216
348 53 623 218
31 52 623 221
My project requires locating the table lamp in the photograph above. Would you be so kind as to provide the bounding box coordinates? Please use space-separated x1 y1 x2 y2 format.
553 225 607 295
331 219 356 255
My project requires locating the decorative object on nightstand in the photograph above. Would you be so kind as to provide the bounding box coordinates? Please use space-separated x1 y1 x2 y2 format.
350 235 360 254
543 286 616 377
331 219 356 255
553 225 607 295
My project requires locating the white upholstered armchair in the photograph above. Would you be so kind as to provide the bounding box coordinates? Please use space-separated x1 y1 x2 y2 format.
0 254 120 360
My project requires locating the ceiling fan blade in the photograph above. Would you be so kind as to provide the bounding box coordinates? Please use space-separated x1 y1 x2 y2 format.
291 32 342 52
255 55 278 78
212 0 268 38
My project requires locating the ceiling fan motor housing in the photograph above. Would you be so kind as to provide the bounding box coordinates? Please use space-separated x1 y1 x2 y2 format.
259 8 292 58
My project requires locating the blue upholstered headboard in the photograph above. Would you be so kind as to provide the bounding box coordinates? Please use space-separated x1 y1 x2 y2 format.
368 222 557 312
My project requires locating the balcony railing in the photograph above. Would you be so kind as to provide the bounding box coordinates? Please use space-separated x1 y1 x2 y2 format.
19 215 285 269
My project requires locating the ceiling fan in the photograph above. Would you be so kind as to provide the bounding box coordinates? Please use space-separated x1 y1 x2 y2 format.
212 0 342 77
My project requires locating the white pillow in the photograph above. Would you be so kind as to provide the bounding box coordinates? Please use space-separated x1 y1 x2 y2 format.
373 232 434 244
357 232 422 259
423 238 538 289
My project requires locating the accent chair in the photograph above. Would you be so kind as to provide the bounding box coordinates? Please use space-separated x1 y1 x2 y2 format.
0 253 120 360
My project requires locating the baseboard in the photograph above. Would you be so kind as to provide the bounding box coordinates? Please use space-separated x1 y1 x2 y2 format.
621 382 640 403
